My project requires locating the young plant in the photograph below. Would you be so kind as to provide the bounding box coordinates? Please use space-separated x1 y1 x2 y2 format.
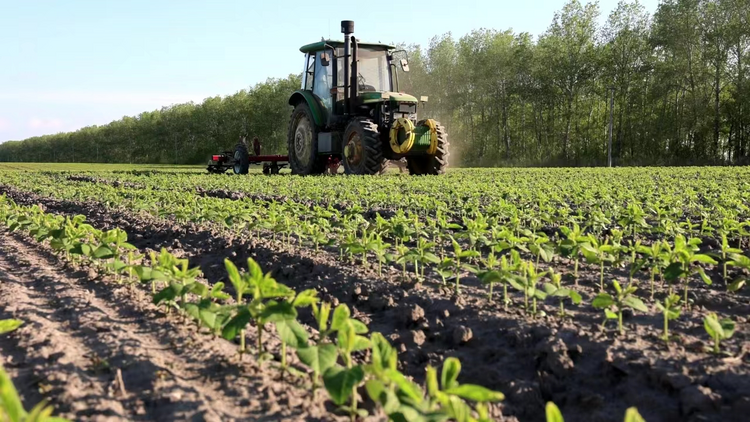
508 261 548 315
264 289 318 376
581 236 616 291
221 258 295 358
637 241 667 299
703 313 735 354
447 236 480 295
323 304 370 420
528 232 555 268
655 294 680 341
296 302 338 393
663 236 717 308
725 253 749 292
717 232 743 283
557 223 589 285
543 268 582 317
592 280 649 335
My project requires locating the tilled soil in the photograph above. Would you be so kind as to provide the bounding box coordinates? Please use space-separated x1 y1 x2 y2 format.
1 184 749 422
0 231 342 422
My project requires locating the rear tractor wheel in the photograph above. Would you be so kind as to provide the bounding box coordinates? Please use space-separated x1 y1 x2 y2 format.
233 143 249 175
342 118 388 175
406 120 449 175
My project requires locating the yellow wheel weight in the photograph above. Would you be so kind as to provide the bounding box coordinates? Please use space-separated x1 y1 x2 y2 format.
389 118 416 154
423 119 439 155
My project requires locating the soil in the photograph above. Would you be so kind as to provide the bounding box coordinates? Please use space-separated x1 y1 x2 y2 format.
0 229 347 422
1 184 749 422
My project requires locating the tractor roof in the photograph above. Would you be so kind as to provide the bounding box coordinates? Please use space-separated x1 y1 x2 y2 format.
299 39 395 53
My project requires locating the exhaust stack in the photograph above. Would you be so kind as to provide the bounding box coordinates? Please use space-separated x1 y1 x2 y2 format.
341 20 354 115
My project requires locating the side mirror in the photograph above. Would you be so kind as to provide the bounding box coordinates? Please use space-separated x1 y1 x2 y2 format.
420 96 429 103
321 53 330 67
400 58 410 72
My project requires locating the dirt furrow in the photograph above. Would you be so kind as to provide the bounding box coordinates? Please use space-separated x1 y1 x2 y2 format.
0 230 333 421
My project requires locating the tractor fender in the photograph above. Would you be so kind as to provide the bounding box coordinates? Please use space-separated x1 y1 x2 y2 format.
288 90 325 127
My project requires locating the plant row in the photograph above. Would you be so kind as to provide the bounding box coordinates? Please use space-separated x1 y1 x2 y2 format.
0 195 663 421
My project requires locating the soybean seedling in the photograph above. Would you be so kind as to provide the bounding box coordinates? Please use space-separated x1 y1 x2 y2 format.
703 313 735 354
543 268 582 317
447 236 480 296
655 294 680 341
717 232 742 283
222 258 295 358
663 235 717 309
725 253 749 292
545 401 645 422
592 280 648 335
581 236 616 291
557 223 588 285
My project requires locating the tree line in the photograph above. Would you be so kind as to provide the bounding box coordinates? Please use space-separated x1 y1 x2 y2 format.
1 0 748 167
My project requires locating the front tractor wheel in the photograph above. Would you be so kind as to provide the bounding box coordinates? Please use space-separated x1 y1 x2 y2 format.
406 120 449 175
287 103 325 175
342 118 388 175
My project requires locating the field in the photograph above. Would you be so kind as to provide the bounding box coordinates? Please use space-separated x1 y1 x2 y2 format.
0 163 748 422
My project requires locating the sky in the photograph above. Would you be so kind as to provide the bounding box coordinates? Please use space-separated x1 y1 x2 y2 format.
0 0 660 143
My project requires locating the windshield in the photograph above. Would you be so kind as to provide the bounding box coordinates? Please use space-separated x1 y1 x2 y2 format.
357 47 390 92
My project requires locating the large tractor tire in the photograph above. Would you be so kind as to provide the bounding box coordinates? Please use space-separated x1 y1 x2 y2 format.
233 143 249 174
342 118 388 175
406 120 449 175
287 103 325 175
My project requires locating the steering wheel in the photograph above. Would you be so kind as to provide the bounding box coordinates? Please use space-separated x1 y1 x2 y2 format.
358 73 376 92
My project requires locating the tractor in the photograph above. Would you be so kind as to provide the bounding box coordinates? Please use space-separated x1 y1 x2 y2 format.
209 20 449 175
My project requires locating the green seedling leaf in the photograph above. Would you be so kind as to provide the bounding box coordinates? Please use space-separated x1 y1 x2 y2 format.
0 319 23 335
441 357 461 390
621 296 648 313
444 384 504 402
623 407 645 422
323 365 365 406
292 289 319 307
261 301 297 322
331 304 351 332
297 343 337 375
592 293 614 309
210 282 230 300
93 245 115 259
276 319 309 348
153 283 180 305
545 402 565 422
221 307 253 340
664 262 684 281
383 368 424 404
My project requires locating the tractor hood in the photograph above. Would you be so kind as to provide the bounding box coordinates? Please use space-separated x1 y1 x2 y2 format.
359 92 418 104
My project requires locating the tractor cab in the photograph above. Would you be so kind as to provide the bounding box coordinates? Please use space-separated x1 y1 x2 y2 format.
297 40 408 124
286 20 449 176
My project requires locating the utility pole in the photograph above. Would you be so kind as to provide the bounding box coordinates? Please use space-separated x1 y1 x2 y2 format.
607 86 615 167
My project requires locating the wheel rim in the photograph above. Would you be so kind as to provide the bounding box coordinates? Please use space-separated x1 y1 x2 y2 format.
233 150 242 174
294 115 313 167
344 132 364 169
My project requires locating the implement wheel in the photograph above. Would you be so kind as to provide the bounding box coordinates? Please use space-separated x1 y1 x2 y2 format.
342 118 388 175
287 103 325 175
406 120 449 175
233 144 250 174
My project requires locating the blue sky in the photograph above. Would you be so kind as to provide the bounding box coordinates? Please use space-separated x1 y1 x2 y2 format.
0 0 659 142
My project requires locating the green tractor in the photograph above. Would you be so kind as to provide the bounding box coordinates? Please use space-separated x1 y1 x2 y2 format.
286 20 449 175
